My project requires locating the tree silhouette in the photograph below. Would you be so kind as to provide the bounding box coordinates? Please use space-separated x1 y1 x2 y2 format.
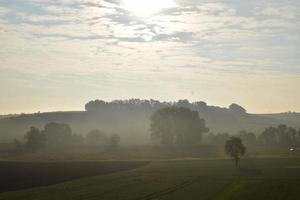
14 138 22 151
24 126 46 150
150 106 209 147
42 122 72 146
213 132 230 147
258 127 277 147
86 129 107 146
229 103 246 114
236 130 257 147
258 125 299 149
42 122 83 147
225 137 246 168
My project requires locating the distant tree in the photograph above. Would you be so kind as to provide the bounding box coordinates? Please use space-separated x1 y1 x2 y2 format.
236 130 257 147
24 127 46 150
42 122 81 147
258 127 277 147
287 127 297 147
85 100 106 112
194 101 207 108
229 103 246 114
258 125 300 149
203 132 216 145
177 99 191 108
150 107 209 147
277 124 288 147
86 129 107 146
109 134 120 148
276 125 297 148
225 137 246 168
14 139 22 151
213 133 230 146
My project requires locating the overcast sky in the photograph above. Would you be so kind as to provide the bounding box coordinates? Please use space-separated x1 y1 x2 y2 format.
0 0 299 114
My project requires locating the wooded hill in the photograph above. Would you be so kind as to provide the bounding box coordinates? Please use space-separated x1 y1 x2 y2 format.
0 99 299 144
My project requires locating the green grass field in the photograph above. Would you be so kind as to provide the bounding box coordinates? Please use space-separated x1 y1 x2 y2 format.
0 157 300 200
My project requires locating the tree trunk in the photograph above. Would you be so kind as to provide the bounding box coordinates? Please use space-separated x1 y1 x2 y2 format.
234 156 239 168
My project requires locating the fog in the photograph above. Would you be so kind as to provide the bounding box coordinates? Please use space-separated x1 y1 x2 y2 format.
0 99 299 147
1 0 300 199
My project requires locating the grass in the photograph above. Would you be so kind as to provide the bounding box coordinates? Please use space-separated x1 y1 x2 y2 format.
0 157 300 200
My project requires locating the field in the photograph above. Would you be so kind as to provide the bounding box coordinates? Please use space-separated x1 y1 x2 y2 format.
0 161 149 193
0 157 300 200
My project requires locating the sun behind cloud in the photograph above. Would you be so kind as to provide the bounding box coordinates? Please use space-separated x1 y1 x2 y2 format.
122 0 177 17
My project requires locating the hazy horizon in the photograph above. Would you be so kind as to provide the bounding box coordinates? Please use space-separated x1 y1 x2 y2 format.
1 0 299 114
1 1 300 200
0 98 299 115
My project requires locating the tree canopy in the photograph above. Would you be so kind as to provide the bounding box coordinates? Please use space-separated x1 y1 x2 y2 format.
225 137 246 167
24 126 46 150
150 107 209 147
258 125 299 148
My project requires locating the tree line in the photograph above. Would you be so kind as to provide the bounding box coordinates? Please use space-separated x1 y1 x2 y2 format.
85 99 246 114
14 122 120 151
150 106 300 150
204 125 300 149
149 106 299 167
14 106 299 155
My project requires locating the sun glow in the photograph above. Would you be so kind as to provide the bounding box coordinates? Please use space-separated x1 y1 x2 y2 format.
122 0 177 17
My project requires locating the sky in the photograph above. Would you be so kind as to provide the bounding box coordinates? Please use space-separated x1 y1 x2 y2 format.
0 0 299 114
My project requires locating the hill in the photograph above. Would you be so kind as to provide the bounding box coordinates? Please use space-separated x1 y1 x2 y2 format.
259 112 300 124
0 99 299 144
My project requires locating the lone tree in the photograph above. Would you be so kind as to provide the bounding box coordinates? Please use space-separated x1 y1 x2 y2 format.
225 137 246 168
150 107 209 148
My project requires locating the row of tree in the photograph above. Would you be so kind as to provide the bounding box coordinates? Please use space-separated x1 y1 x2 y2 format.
15 122 120 151
15 106 299 152
150 106 300 149
85 99 246 114
204 125 300 149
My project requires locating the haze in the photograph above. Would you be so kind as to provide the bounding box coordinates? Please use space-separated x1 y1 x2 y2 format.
1 1 300 199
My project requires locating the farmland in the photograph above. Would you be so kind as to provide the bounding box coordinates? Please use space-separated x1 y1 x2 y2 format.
0 161 148 193
0 157 300 200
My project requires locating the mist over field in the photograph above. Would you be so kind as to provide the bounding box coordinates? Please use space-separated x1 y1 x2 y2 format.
0 0 300 199
0 99 300 145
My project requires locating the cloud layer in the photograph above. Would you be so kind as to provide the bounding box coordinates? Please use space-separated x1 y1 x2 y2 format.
0 0 299 113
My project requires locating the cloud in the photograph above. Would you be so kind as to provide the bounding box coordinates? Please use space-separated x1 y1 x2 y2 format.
0 0 299 113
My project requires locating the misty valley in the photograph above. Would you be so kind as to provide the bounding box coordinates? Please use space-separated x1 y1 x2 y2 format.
1 0 300 199
0 99 300 200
